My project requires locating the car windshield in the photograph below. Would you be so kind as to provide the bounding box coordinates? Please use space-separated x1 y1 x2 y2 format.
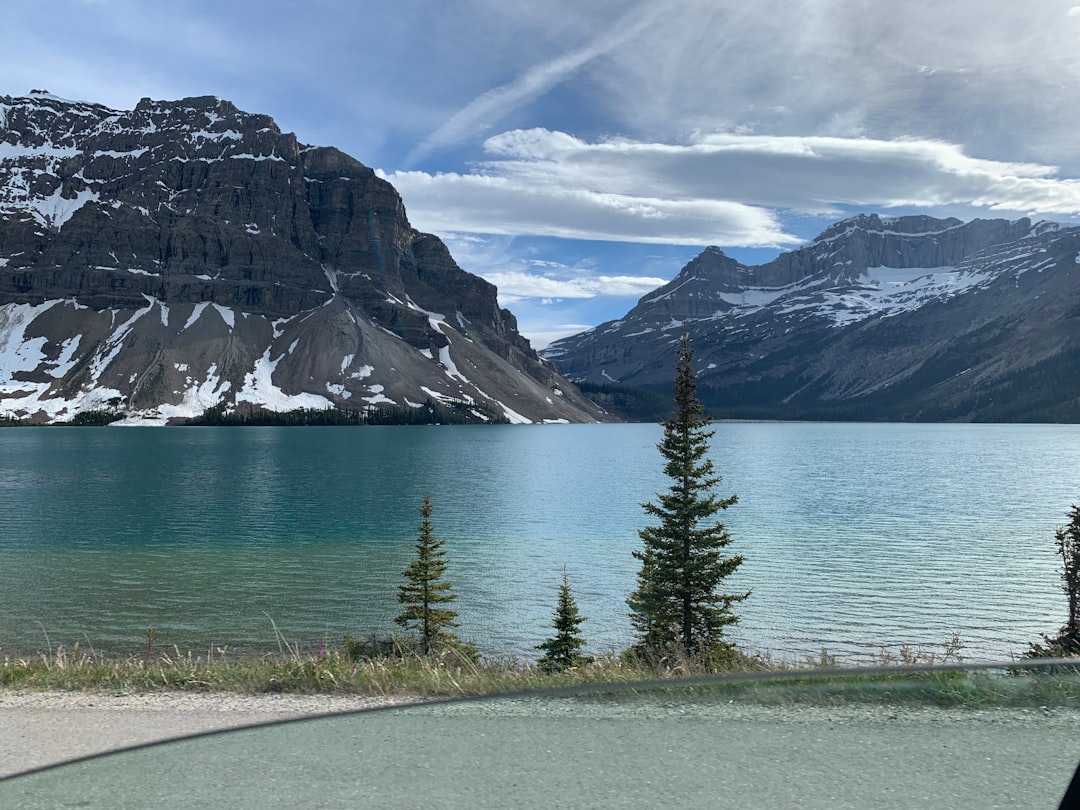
2 660 1079 809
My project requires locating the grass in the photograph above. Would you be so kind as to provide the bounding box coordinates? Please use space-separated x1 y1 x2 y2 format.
2 631 1079 709
0 642 670 697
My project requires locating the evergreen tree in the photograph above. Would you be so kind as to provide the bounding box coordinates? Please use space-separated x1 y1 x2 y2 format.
627 332 748 665
1028 501 1080 657
395 495 461 654
1058 503 1080 640
536 572 592 672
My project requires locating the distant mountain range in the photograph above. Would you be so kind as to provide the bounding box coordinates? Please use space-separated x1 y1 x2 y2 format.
0 91 603 424
545 214 1080 422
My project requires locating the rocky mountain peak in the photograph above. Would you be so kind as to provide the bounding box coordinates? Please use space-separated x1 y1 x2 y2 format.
0 94 604 424
811 213 966 244
545 214 1080 422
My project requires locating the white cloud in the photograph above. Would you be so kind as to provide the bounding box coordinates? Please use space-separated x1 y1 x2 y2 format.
488 129 1080 213
383 168 798 247
522 325 595 350
383 128 1080 249
481 271 667 300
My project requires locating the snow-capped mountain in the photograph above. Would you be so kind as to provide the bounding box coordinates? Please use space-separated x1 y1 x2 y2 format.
545 215 1080 422
0 90 603 424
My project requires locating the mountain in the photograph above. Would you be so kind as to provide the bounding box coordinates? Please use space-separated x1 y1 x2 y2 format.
0 90 603 424
544 214 1080 422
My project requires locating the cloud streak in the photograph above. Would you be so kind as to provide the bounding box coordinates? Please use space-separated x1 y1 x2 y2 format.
403 1 665 165
383 128 1080 249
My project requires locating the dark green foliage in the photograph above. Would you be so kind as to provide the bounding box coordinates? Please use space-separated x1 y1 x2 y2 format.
66 409 126 426
186 400 508 426
627 332 748 666
395 495 462 655
341 633 401 661
1028 502 1080 658
574 381 675 422
536 572 593 672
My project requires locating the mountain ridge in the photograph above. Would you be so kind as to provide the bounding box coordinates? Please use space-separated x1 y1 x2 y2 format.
545 214 1080 422
0 90 604 424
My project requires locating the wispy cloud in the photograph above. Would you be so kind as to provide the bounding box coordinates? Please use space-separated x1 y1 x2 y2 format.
403 1 665 165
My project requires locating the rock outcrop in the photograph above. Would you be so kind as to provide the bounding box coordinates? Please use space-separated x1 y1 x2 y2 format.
0 91 604 424
545 215 1080 422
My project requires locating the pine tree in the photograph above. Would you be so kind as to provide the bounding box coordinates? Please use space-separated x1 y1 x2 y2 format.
536 572 592 673
1029 501 1080 657
627 332 748 666
395 494 461 654
1058 503 1080 640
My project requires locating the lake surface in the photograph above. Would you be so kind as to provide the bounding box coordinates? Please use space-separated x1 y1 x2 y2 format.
2 423 1079 663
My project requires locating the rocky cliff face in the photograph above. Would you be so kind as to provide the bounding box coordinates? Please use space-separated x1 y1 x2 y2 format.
0 91 603 424
545 215 1080 422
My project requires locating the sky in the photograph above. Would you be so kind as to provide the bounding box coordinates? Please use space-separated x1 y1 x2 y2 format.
4 0 1080 347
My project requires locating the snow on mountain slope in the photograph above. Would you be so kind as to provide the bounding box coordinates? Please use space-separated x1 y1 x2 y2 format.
545 215 1080 422
0 91 604 424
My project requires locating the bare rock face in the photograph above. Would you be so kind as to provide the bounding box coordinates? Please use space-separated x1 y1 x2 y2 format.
545 215 1080 422
0 91 604 424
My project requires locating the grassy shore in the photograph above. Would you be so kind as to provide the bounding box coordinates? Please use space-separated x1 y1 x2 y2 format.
3 637 1079 709
0 643 673 697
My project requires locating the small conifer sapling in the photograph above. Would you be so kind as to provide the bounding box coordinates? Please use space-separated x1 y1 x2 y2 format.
395 494 461 655
537 572 592 672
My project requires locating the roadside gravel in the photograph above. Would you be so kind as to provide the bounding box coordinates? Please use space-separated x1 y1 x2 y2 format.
0 690 418 778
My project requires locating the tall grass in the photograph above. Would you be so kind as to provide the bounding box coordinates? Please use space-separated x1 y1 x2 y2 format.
0 641 672 697
2 633 1078 709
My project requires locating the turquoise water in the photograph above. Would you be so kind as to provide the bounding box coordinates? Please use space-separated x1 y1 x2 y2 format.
1 423 1079 661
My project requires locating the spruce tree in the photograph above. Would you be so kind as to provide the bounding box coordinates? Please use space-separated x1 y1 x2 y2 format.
395 494 461 655
627 332 748 665
1028 501 1080 657
536 572 592 673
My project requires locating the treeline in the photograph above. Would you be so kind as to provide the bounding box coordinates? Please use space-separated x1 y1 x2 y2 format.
184 400 509 426
1 401 510 427
575 381 674 422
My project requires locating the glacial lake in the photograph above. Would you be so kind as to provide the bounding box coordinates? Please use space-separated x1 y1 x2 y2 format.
1 423 1079 663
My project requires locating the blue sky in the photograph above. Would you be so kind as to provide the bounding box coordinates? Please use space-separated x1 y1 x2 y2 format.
4 0 1080 347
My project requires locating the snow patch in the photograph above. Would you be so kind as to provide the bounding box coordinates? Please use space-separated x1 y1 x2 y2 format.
237 348 334 412
363 393 395 405
155 364 232 420
46 335 82 378
438 346 469 384
326 382 351 398
211 303 235 329
25 187 99 230
0 301 61 383
183 302 210 331
89 299 153 379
